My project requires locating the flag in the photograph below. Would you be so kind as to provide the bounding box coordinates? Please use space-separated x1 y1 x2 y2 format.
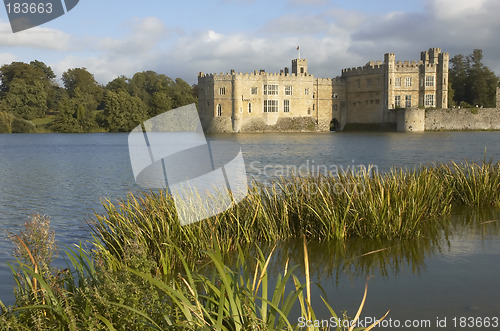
296 45 300 50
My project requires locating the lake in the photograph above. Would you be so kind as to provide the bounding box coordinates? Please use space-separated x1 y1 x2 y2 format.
0 132 499 328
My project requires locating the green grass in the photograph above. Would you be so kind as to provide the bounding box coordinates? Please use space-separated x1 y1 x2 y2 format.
31 115 55 133
88 160 500 272
1 218 388 330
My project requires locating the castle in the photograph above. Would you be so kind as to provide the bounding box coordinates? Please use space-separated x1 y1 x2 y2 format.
197 48 449 132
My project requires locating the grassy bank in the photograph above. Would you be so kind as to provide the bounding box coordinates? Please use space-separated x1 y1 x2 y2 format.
0 160 498 330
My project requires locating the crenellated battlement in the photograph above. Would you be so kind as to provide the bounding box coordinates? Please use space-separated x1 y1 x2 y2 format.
341 62 385 76
198 71 315 79
394 60 423 69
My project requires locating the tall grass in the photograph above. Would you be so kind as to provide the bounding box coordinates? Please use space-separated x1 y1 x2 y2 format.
1 217 388 330
89 161 500 271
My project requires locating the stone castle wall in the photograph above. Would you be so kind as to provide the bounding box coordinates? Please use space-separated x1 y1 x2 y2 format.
396 107 500 132
198 48 454 133
198 65 334 133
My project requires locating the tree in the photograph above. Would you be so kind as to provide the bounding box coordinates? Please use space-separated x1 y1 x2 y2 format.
62 68 104 111
106 76 129 93
0 61 58 115
449 49 499 107
172 78 197 108
101 91 148 132
5 79 48 119
0 111 14 133
0 62 50 92
51 94 99 133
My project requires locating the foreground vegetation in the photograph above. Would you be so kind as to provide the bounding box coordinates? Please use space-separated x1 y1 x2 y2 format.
91 160 500 271
0 160 499 329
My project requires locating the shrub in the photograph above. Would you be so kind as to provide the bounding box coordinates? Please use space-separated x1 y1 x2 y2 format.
11 117 36 133
0 111 14 133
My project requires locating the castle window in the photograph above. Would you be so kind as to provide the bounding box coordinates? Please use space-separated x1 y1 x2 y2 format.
248 103 252 113
304 88 309 95
217 104 222 116
251 87 258 95
264 100 278 112
395 77 401 87
425 76 435 87
394 95 401 107
367 79 372 87
405 95 412 107
284 86 293 95
405 77 412 87
425 94 435 107
284 100 290 112
219 87 226 95
376 78 381 88
264 84 278 95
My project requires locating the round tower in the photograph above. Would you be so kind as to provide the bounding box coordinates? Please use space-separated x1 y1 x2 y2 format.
231 74 242 132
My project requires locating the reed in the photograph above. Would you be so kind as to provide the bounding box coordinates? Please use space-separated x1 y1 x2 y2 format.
87 161 500 271
1 216 388 330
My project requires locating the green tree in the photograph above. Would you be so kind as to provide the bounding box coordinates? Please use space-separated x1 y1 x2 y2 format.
0 62 50 92
0 61 58 116
5 79 48 119
62 68 104 111
51 94 99 133
449 49 499 107
106 75 129 93
101 91 148 132
149 91 173 117
0 111 14 133
170 78 197 108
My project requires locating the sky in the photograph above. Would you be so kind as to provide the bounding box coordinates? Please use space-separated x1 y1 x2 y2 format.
0 0 499 86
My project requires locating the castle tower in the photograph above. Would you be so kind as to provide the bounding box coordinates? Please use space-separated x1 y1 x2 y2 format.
437 51 449 108
292 58 308 75
384 52 396 111
232 73 242 132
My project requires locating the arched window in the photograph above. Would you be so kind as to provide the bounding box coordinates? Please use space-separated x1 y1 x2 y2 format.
217 104 222 117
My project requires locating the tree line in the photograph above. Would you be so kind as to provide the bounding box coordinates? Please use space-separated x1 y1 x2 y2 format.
448 49 499 108
0 61 197 133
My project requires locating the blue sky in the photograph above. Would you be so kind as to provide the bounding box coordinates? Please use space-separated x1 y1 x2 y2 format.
1 0 499 85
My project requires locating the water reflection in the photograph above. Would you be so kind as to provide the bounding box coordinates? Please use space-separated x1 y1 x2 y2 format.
226 208 500 288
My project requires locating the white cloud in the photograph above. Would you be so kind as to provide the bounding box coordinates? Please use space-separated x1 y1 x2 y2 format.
0 20 72 50
429 0 489 20
46 0 500 87
98 17 169 55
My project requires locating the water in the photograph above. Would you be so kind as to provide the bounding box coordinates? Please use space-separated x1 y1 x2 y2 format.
0 131 499 326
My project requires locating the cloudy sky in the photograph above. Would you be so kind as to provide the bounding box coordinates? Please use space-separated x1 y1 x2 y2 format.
1 0 499 85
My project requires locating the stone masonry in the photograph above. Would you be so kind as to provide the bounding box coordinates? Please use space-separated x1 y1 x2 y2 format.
197 48 449 133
